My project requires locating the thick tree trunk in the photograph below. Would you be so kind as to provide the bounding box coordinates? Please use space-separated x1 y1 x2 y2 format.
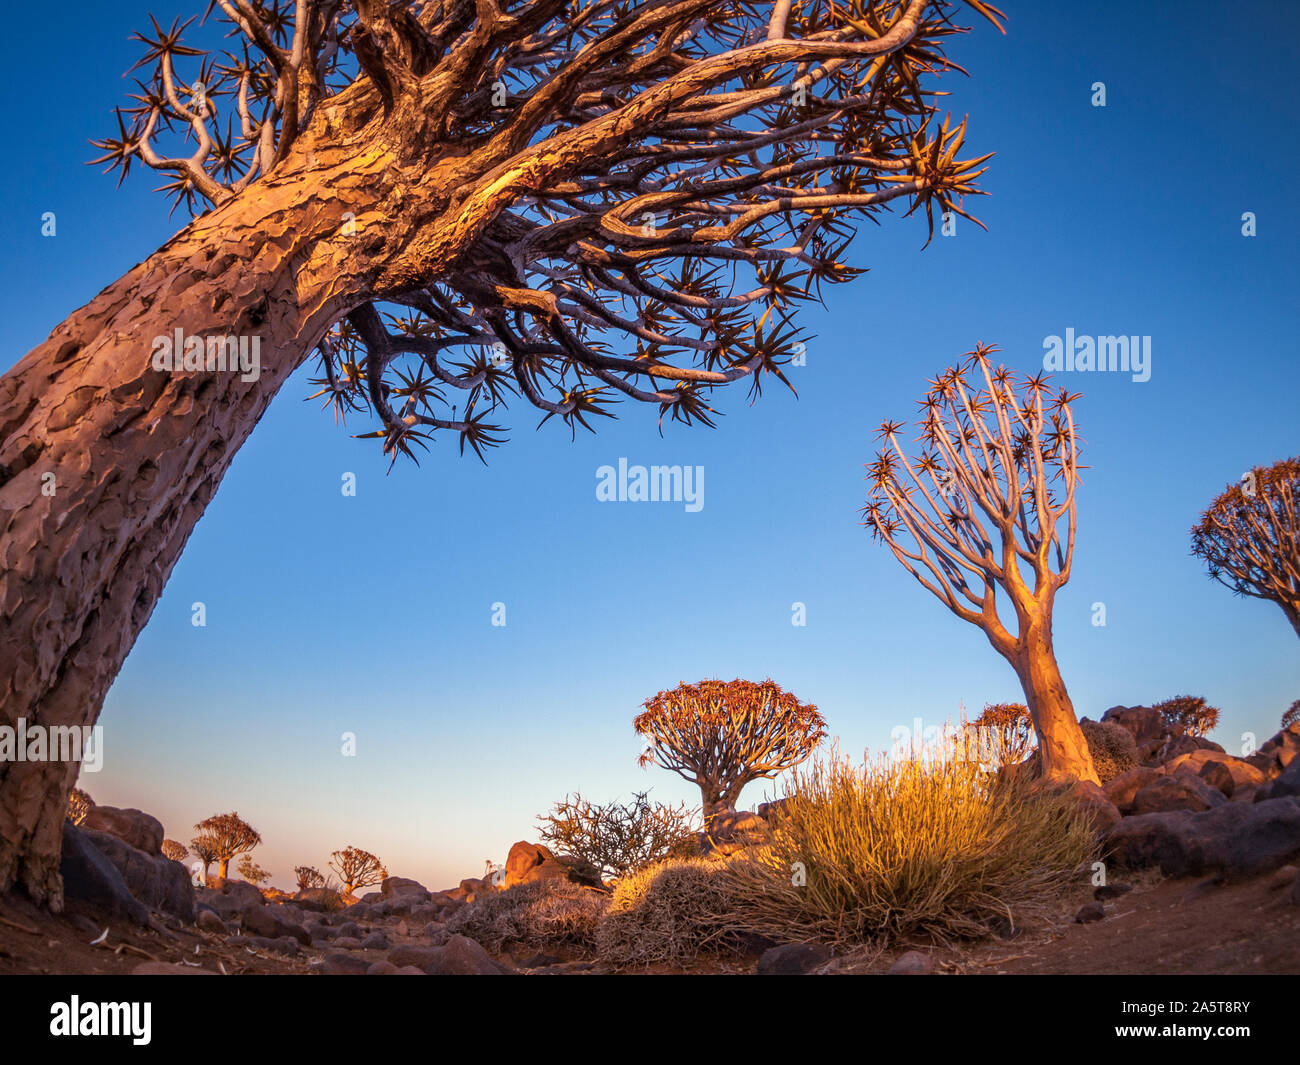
1010 625 1100 785
0 105 447 906
218 858 231 881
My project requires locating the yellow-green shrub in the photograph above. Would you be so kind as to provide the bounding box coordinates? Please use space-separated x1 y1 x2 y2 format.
723 748 1096 946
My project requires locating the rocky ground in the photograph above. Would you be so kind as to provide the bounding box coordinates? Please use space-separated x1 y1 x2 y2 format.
2 713 1297 977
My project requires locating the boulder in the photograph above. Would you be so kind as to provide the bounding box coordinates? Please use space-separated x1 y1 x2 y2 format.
504 842 553 888
360 931 390 950
240 904 310 945
553 854 605 888
1157 735 1226 765
436 935 512 975
1129 774 1227 815
1100 706 1171 762
1104 796 1300 878
757 799 791 823
81 828 195 922
59 822 150 926
381 876 430 900
1031 778 1120 833
1197 760 1235 799
1074 902 1105 923
319 953 371 975
196 908 227 934
1165 749 1266 792
756 942 832 975
82 806 164 856
388 945 445 971
519 859 573 886
1103 766 1164 812
214 878 266 909
1256 725 1300 774
887 950 935 975
1256 757 1300 802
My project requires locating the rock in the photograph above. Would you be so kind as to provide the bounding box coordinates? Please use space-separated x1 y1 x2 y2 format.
1266 865 1298 891
1101 706 1171 762
132 962 216 975
319 953 372 975
887 950 935 974
1197 760 1235 798
82 806 164 856
388 946 445 972
505 842 553 888
334 921 361 940
241 905 311 945
1074 902 1105 923
367 960 400 975
1130 774 1227 815
1103 766 1164 812
215 879 266 909
360 891 383 904
250 935 300 956
360 931 390 950
553 854 605 888
196 908 226 934
757 942 833 975
1034 778 1121 833
1094 881 1133 901
1256 757 1300 802
435 935 512 975
518 951 563 968
1157 735 1226 765
81 828 195 922
59 823 150 926
381 876 431 900
394 919 410 937
1257 724 1300 773
1104 796 1300 879
520 859 578 886
394 965 425 975
709 809 767 838
1165 749 1266 792
756 799 790 823
332 936 363 949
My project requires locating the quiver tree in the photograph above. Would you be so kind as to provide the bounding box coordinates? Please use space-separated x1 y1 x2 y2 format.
0 0 1001 906
1191 456 1300 640
863 346 1099 783
329 846 386 895
635 678 826 822
194 812 261 880
1151 695 1220 739
160 839 188 863
190 833 220 880
66 788 94 827
294 865 326 892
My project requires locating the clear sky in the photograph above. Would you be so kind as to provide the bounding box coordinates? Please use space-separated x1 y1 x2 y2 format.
2 1 1297 891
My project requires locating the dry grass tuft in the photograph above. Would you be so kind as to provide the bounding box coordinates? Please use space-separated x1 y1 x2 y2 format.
447 880 608 953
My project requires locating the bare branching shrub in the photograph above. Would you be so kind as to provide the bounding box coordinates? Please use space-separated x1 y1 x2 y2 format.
965 703 1037 769
536 791 700 881
66 788 94 826
237 854 272 887
447 881 608 955
194 812 261 880
1079 720 1138 783
160 840 187 863
594 858 748 968
722 749 1097 947
1152 695 1221 739
636 678 825 822
295 866 325 892
329 847 387 895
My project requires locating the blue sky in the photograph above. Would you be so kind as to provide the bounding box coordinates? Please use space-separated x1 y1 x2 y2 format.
2 2 1297 890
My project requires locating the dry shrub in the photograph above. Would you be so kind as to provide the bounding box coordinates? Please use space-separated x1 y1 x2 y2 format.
594 858 749 968
721 749 1097 947
447 880 608 954
537 790 700 881
1079 719 1138 782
